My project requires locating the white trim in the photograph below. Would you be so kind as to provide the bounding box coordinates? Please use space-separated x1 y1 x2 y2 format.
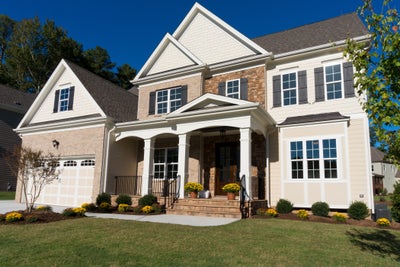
137 73 201 88
211 63 265 77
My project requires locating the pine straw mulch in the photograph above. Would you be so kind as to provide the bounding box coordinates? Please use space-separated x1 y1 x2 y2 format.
0 210 83 225
252 212 400 230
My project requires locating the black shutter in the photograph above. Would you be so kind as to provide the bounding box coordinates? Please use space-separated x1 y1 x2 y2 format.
298 71 308 104
272 75 281 107
53 89 60 113
314 67 325 102
181 85 188 105
68 86 75 110
149 91 156 115
240 78 248 100
218 82 225 96
343 62 355 98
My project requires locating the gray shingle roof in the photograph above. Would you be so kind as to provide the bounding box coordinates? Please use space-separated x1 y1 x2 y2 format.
65 60 137 122
0 84 36 114
278 112 349 126
252 13 368 55
370 146 387 163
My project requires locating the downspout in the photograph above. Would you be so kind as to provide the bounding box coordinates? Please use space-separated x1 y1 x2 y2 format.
101 124 116 193
265 127 274 208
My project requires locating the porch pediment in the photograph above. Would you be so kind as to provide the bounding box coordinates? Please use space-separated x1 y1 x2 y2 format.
168 93 254 116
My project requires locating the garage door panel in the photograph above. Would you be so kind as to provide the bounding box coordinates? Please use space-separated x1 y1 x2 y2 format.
37 159 95 207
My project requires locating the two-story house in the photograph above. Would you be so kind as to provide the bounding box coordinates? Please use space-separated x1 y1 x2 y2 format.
15 3 373 212
371 146 399 194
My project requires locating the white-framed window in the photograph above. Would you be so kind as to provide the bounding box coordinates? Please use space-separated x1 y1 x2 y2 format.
64 160 77 167
59 88 70 112
289 138 338 179
81 160 95 166
156 87 182 114
325 64 343 100
282 72 297 106
226 79 240 99
153 148 178 179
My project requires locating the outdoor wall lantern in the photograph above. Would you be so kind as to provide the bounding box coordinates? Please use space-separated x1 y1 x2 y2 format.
52 139 60 149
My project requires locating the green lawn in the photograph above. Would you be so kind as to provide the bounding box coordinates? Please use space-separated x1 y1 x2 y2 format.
1 218 399 266
0 191 15 200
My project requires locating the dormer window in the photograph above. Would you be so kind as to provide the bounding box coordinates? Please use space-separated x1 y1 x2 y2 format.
53 86 75 113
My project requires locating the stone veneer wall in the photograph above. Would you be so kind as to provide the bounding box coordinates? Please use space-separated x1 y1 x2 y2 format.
204 66 266 108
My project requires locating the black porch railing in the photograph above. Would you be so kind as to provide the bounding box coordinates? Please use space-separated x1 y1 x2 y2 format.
150 175 180 210
240 175 251 219
115 176 142 196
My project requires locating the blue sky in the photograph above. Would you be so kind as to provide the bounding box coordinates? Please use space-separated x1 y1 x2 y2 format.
2 0 367 71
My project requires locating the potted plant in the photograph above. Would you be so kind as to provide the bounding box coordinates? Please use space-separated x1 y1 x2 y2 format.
222 183 241 200
184 182 203 198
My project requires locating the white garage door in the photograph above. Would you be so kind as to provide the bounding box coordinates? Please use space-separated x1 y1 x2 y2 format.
38 158 95 207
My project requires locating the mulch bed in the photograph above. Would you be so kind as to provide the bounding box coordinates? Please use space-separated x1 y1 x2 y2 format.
0 210 83 225
252 212 400 230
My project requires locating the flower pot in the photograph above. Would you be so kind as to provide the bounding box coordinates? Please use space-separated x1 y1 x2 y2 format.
227 192 235 200
190 191 198 199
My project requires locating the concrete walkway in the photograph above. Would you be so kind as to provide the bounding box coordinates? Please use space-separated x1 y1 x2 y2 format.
0 200 240 227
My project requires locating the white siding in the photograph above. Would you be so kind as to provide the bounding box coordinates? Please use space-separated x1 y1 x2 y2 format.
148 42 196 75
30 68 103 124
177 13 256 65
267 52 364 123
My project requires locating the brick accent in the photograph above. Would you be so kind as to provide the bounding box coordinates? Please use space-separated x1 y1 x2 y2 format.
204 66 266 108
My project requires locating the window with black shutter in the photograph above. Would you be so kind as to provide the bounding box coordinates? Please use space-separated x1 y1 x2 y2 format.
149 85 188 115
53 86 75 113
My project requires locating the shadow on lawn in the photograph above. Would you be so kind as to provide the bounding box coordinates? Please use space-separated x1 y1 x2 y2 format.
346 228 400 261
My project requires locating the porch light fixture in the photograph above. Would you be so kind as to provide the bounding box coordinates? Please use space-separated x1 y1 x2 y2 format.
52 139 59 149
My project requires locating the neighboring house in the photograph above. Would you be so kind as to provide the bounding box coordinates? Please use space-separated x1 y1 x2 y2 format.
16 3 373 211
0 84 36 191
371 146 399 194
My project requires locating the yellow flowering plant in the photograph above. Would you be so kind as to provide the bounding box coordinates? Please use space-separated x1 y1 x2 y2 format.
222 183 241 193
141 205 154 214
184 182 203 193
6 212 23 222
297 209 309 220
72 207 86 216
266 208 278 217
376 217 391 226
332 212 347 223
118 204 130 212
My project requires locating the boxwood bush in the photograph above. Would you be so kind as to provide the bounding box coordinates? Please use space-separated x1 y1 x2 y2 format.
391 182 400 222
139 194 158 207
311 201 330 217
96 192 111 206
116 194 132 206
348 201 369 220
276 199 293 214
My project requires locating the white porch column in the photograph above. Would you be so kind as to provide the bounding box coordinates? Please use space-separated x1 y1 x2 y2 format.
240 128 252 199
178 133 190 198
142 138 154 196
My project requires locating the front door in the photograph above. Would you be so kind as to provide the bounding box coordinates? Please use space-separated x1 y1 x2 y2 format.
215 142 240 195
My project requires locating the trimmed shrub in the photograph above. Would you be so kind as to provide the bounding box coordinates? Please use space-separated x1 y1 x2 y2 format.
116 195 132 206
311 201 330 217
96 192 111 206
36 205 52 212
391 182 400 222
276 199 293 214
348 201 369 220
139 194 157 207
98 202 112 212
82 203 97 212
25 214 39 223
152 203 162 214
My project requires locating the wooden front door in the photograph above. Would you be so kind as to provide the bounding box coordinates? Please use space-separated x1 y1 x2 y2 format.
215 142 240 195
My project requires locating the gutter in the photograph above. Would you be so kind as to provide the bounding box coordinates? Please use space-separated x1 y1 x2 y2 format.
102 124 116 193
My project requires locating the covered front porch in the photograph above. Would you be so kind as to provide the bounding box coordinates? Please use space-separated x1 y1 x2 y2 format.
106 94 275 214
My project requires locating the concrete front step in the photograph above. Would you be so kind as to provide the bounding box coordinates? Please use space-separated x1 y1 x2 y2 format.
167 198 242 218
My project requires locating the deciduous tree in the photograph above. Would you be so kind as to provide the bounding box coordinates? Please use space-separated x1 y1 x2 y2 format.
345 0 400 164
